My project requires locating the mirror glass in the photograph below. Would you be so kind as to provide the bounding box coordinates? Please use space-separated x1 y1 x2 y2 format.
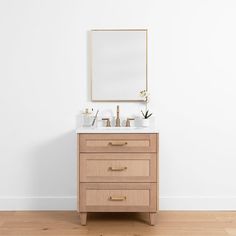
91 30 147 101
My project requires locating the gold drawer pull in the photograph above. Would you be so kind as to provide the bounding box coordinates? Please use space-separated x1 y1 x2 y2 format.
109 196 127 201
108 142 128 146
108 166 127 171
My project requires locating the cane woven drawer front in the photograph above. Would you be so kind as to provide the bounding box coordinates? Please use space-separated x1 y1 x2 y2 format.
80 153 157 183
79 134 157 153
79 183 157 212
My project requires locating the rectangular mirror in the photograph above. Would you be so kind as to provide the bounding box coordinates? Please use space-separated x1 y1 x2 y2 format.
90 29 147 101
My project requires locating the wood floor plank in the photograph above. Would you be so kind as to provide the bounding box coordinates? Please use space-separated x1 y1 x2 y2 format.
0 211 235 236
225 228 236 236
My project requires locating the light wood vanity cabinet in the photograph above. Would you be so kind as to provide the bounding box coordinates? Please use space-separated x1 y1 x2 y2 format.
77 133 159 225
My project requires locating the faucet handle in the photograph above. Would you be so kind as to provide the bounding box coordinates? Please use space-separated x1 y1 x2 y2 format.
126 118 135 127
102 118 111 127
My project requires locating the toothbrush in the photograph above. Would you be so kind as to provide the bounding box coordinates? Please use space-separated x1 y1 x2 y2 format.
91 110 99 126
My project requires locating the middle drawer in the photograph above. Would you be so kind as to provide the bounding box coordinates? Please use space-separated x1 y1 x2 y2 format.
80 153 157 183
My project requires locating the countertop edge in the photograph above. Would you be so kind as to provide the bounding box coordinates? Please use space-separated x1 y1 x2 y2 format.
76 128 159 134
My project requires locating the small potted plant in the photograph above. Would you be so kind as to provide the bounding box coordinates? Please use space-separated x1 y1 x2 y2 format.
140 90 152 127
141 109 153 127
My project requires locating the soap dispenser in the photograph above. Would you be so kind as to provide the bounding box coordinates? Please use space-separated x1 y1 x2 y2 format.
82 108 93 127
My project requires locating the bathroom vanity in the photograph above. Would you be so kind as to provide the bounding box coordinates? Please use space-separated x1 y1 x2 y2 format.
77 128 159 225
77 28 157 225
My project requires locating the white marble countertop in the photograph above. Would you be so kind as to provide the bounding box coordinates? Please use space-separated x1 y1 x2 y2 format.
76 127 159 133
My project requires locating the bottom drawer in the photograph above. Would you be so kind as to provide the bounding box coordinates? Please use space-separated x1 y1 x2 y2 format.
79 183 157 212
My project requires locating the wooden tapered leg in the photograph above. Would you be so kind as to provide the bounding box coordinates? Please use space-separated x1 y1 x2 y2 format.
80 212 87 226
149 212 157 226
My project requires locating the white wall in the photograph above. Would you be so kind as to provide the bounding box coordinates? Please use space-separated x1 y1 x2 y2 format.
0 0 236 210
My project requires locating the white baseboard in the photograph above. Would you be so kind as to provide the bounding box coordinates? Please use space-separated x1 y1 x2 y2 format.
160 196 236 210
1 196 236 211
0 196 77 211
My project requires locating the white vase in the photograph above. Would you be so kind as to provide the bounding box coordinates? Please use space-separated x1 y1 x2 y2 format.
142 119 149 127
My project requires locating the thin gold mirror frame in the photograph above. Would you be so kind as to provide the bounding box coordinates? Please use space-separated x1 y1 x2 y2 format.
90 29 148 102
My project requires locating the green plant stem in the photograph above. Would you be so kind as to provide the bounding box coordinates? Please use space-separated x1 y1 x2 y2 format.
145 98 148 113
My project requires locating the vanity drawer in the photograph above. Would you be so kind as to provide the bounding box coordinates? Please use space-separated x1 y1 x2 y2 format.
79 134 157 153
79 183 157 212
80 153 157 183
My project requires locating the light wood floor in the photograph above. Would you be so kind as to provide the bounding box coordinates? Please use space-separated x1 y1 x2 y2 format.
0 211 236 236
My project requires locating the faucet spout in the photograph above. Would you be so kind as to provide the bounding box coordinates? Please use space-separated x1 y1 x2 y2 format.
115 105 121 127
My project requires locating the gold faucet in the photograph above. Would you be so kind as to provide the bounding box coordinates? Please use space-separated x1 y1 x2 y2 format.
126 118 135 127
115 105 121 127
102 118 111 127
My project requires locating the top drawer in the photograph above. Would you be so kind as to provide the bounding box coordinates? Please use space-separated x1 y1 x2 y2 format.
79 134 157 153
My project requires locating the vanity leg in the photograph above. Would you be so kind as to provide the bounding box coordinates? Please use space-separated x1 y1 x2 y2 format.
149 212 157 226
80 212 87 226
